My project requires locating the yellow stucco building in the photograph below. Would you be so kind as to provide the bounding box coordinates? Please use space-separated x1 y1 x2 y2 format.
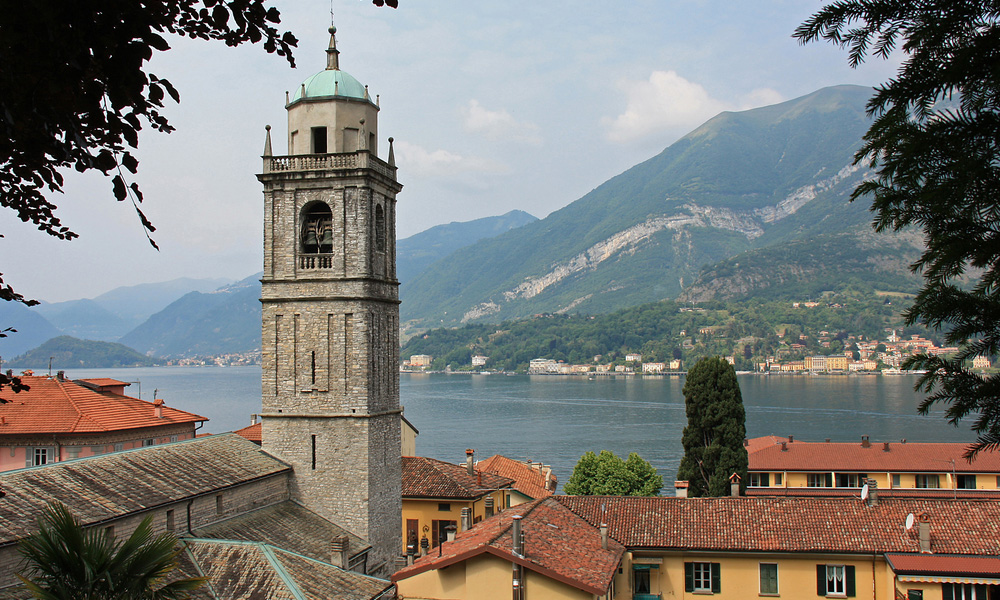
401 452 513 555
394 495 1000 600
746 436 1000 496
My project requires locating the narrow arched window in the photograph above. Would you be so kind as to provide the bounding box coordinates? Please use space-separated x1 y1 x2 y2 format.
301 202 333 254
375 204 385 253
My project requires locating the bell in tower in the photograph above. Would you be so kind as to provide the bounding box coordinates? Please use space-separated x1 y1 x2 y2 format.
257 22 403 577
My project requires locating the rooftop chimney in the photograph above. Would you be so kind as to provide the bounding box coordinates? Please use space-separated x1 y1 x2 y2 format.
511 515 524 557
329 535 349 568
600 523 608 550
466 448 474 475
250 413 258 425
444 523 458 543
788 435 794 443
675 480 689 498
865 478 878 507
153 398 164 419
781 442 788 451
729 473 742 497
883 442 890 452
918 515 931 553
56 370 65 382
460 507 471 532
485 496 495 518
861 435 871 448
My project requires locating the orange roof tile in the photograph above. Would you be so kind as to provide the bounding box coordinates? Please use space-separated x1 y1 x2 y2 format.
0 375 206 435
747 436 997 473
558 496 1000 555
886 553 1000 577
477 455 555 500
235 422 262 443
393 497 623 596
402 456 513 499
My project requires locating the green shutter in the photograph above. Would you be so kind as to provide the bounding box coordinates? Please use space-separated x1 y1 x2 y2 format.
845 565 855 597
711 563 721 593
817 565 826 596
825 473 833 487
685 562 694 592
941 583 954 600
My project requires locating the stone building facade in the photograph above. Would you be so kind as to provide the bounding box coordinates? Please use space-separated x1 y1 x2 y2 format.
257 25 403 576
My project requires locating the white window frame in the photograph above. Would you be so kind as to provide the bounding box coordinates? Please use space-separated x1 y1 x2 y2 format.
915 474 940 489
693 562 712 592
759 562 778 595
826 565 846 597
32 447 48 466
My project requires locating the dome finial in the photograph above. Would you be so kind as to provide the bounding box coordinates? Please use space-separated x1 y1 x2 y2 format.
326 18 340 70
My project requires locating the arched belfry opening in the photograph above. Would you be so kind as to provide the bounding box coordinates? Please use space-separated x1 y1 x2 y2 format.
374 203 385 253
301 202 333 254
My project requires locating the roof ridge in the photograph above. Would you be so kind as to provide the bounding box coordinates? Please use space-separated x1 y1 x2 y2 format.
259 543 308 600
488 497 547 548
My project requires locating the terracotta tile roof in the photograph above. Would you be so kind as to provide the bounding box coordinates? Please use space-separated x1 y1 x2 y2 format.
393 497 623 596
746 436 998 473
558 496 1000 555
0 433 290 546
234 421 262 443
181 540 393 600
0 375 206 435
193 500 370 563
746 435 786 454
477 455 554 500
402 456 513 499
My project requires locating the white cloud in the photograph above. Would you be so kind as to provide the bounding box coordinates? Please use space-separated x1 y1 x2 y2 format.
603 71 784 143
394 140 508 178
738 87 785 111
461 100 543 145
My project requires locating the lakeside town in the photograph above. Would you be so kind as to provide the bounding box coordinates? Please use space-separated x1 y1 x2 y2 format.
402 327 993 376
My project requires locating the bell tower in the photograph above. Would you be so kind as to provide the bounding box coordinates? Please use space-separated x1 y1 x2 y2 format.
257 25 402 576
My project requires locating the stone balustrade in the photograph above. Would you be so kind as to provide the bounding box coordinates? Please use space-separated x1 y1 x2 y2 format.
300 254 334 270
264 151 395 180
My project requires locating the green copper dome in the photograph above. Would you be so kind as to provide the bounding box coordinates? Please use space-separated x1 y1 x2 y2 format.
292 69 368 102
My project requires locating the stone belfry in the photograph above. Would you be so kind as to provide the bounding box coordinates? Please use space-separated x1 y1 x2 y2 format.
257 24 402 576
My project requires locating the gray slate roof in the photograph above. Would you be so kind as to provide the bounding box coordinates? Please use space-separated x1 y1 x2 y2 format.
0 434 290 546
180 540 394 600
193 500 371 562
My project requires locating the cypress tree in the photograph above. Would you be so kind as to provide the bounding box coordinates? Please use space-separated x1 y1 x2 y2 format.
677 356 748 497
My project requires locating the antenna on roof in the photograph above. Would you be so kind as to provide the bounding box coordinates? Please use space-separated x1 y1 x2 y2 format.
905 513 915 531
860 483 869 502
48 356 53 377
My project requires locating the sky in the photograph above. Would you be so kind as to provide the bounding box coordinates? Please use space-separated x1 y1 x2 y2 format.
2 1 901 303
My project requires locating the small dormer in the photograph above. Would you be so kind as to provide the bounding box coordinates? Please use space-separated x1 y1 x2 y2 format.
286 26 379 156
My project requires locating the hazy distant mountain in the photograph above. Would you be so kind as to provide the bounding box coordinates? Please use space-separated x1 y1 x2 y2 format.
118 274 261 358
400 85 883 329
33 277 233 341
397 210 537 284
0 303 62 359
32 299 130 341
7 335 160 369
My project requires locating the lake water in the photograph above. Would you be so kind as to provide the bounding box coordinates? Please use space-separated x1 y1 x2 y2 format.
53 367 972 490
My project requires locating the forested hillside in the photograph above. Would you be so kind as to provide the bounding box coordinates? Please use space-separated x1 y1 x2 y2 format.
401 289 925 372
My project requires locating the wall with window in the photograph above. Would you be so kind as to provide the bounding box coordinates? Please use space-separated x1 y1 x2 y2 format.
751 470 1000 492
401 490 509 554
395 553 597 600
614 551 893 600
0 424 198 473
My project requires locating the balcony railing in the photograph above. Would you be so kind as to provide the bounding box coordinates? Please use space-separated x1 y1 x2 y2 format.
264 151 395 180
300 254 334 270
